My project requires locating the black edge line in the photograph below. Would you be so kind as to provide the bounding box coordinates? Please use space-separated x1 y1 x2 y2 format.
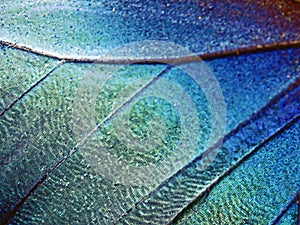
269 188 300 225
175 192 210 225
299 197 300 225
298 196 300 225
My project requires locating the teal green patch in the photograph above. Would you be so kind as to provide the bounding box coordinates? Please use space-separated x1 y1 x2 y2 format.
277 204 298 225
98 96 181 166
0 62 165 221
6 48 300 224
175 120 300 224
0 44 58 112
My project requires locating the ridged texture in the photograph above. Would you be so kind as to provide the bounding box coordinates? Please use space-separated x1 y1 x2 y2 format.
8 48 300 224
114 48 300 224
174 120 300 224
117 77 300 225
9 65 211 224
0 64 80 220
0 63 164 222
206 48 300 131
0 44 57 112
0 1 299 223
12 152 150 224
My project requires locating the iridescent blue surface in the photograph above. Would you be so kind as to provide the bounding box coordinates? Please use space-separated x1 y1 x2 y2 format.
0 0 299 224
173 119 300 224
1 0 300 57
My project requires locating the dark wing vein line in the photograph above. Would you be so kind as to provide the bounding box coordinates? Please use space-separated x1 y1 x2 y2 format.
1 39 300 64
112 77 300 225
0 60 64 117
1 40 300 223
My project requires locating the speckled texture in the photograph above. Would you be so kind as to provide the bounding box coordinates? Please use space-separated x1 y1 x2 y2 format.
276 204 298 225
0 44 57 112
116 67 300 225
1 0 300 57
173 120 300 225
6 48 300 224
5 65 211 224
0 0 300 224
207 48 300 131
0 63 82 220
0 63 165 222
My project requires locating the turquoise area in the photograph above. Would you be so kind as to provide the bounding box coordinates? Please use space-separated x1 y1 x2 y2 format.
0 0 299 224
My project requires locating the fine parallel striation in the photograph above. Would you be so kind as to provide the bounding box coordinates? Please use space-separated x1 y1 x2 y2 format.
116 58 300 224
0 63 165 223
9 48 300 224
173 119 300 224
0 44 58 114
